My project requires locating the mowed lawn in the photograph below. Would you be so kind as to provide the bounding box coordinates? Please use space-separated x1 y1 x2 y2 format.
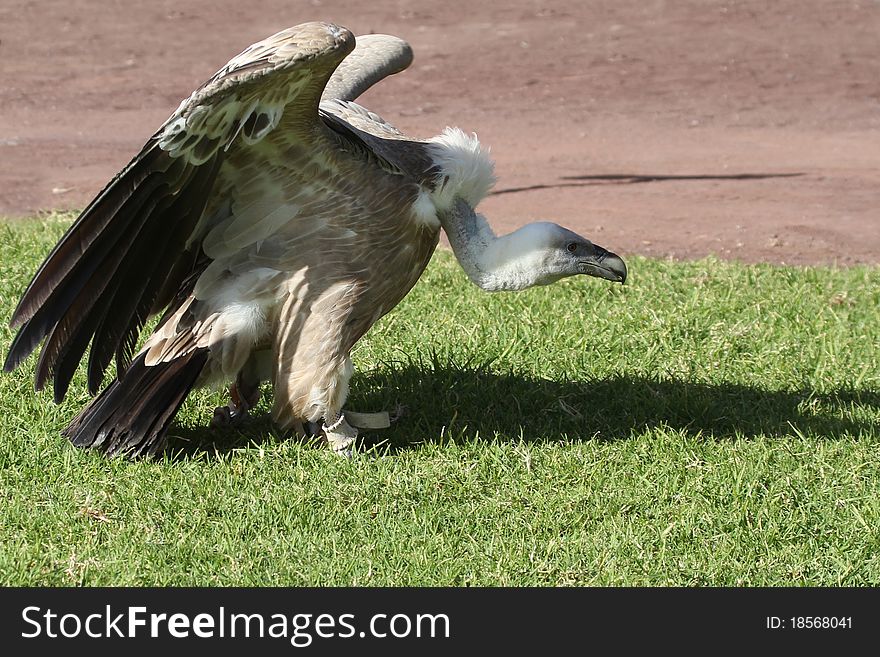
0 213 878 586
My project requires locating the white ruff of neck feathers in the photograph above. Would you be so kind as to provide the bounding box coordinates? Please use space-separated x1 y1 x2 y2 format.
426 128 556 291
426 127 496 211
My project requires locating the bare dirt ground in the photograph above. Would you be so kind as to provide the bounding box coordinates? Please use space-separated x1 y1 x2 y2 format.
1 0 878 265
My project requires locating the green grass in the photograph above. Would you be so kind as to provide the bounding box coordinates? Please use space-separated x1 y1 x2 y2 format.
0 212 878 586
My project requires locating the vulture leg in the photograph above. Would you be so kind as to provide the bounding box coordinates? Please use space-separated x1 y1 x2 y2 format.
210 376 262 428
301 410 391 456
321 410 359 458
273 411 358 457
210 352 266 428
272 293 368 455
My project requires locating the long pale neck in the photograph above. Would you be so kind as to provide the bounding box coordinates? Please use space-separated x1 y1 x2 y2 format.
441 198 545 291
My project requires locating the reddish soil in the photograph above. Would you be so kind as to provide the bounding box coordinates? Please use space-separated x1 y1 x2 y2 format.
1 0 878 265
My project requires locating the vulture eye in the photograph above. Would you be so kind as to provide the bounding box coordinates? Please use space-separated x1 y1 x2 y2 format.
566 242 578 253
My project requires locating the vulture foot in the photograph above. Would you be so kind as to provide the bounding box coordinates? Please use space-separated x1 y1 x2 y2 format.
296 409 398 457
210 379 262 429
323 412 358 458
210 405 235 428
297 418 355 458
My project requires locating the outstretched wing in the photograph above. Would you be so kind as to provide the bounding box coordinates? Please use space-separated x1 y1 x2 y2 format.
321 34 413 102
4 22 355 402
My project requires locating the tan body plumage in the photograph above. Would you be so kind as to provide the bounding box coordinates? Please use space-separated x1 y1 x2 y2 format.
144 99 440 432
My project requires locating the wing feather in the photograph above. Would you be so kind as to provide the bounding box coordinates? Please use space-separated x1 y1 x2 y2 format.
4 22 357 401
89 156 223 392
37 192 170 402
321 34 413 102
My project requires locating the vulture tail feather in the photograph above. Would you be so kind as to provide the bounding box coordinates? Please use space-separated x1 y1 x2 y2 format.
63 348 209 458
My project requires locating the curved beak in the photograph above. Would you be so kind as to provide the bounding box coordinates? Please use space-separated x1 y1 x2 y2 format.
578 245 627 283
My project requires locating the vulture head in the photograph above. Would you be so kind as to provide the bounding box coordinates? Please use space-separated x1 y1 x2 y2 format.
480 220 627 288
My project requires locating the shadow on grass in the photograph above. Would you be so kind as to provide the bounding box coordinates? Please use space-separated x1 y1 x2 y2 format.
167 360 878 458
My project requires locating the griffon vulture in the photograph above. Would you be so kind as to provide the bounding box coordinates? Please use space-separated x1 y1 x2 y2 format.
4 23 626 457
